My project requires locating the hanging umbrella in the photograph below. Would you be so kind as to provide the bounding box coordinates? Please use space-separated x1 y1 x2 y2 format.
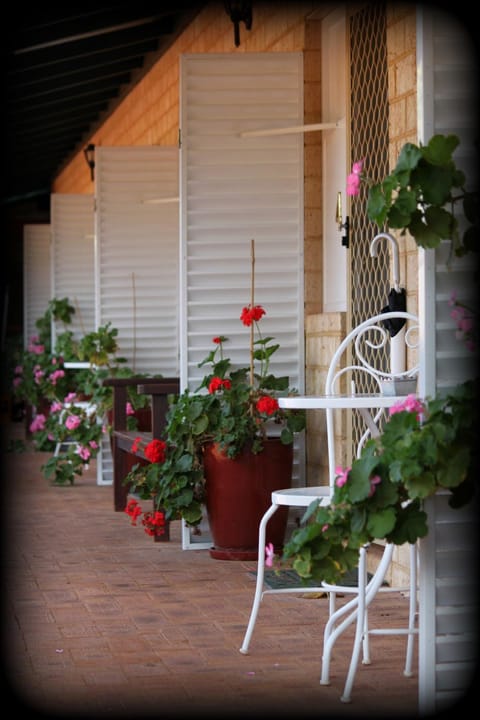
380 287 406 337
370 232 407 374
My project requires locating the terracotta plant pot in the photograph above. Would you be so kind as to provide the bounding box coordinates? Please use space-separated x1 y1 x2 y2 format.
203 438 293 560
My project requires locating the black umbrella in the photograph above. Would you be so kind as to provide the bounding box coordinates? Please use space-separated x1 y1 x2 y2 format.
381 287 406 337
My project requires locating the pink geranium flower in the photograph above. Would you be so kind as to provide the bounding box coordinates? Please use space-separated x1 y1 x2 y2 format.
265 543 275 568
65 415 81 431
335 465 351 488
29 414 46 433
76 446 91 461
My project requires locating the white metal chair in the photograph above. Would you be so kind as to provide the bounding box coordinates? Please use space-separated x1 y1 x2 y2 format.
239 311 420 703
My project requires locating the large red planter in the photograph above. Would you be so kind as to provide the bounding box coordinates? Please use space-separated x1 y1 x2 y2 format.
203 438 293 561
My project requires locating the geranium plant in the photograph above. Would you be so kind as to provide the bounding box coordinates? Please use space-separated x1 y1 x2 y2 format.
347 133 478 255
281 380 478 584
124 246 305 528
38 394 105 485
12 297 155 484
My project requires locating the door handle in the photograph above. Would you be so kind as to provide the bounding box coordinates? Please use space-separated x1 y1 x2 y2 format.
335 191 349 248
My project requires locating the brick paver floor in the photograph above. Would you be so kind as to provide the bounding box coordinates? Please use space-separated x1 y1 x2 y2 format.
2 423 420 718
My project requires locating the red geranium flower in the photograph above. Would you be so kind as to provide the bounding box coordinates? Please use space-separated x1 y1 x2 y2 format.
208 376 232 394
142 510 166 537
130 436 142 453
144 438 167 464
256 395 279 416
240 304 266 327
125 498 142 525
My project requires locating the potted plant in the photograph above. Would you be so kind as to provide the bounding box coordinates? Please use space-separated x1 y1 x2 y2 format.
12 299 154 484
125 242 306 558
280 133 478 582
12 297 77 418
281 381 477 584
36 394 105 485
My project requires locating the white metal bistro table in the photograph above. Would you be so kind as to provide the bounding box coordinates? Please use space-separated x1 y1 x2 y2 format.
279 391 407 414
279 392 409 479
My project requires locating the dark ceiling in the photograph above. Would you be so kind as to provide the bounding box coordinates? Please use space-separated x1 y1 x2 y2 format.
3 3 206 207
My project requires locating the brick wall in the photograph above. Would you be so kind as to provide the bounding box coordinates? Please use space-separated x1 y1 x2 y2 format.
53 2 316 194
386 3 418 311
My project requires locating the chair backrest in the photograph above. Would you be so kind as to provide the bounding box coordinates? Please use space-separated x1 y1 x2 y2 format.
325 311 419 490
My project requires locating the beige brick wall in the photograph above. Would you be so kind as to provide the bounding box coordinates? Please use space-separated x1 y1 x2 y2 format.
304 20 323 317
386 3 418 312
305 312 346 486
53 1 317 194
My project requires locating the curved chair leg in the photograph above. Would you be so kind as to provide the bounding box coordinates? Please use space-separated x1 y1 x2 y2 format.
404 543 417 677
340 546 368 702
239 503 279 654
320 586 361 685
340 544 395 703
321 546 371 686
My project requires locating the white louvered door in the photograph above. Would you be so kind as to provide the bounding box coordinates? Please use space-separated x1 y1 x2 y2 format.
180 53 305 548
50 194 95 344
95 146 179 376
50 193 110 484
23 224 51 347
417 7 478 714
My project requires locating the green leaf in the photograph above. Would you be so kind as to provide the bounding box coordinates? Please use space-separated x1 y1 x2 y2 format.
174 453 194 472
192 414 209 435
366 507 397 538
422 133 459 165
348 446 378 501
393 142 423 176
413 162 454 205
366 184 388 225
387 503 429 545
407 210 442 248
436 446 470 488
291 551 313 578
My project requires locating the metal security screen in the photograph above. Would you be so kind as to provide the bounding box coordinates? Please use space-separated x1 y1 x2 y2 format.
349 2 390 441
350 1 390 329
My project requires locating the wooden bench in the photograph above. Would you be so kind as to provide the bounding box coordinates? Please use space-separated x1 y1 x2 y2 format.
102 377 180 516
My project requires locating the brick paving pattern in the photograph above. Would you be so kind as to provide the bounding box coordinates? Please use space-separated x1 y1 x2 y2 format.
2 425 420 719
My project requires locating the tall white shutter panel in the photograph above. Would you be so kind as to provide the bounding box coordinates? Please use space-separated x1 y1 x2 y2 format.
50 194 95 344
23 224 51 346
50 194 111 486
417 7 478 714
95 147 179 375
180 53 304 397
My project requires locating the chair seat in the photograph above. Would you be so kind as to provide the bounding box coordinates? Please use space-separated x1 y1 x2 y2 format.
271 485 331 507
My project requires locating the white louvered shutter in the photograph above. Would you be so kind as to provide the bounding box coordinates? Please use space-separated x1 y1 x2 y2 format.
50 194 95 344
95 146 179 376
50 193 110 485
417 7 478 714
180 52 304 395
23 224 51 346
180 53 305 548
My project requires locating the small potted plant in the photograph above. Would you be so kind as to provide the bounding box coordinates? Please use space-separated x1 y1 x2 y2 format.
12 298 154 484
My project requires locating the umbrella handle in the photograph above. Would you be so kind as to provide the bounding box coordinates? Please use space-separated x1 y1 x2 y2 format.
370 232 400 291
